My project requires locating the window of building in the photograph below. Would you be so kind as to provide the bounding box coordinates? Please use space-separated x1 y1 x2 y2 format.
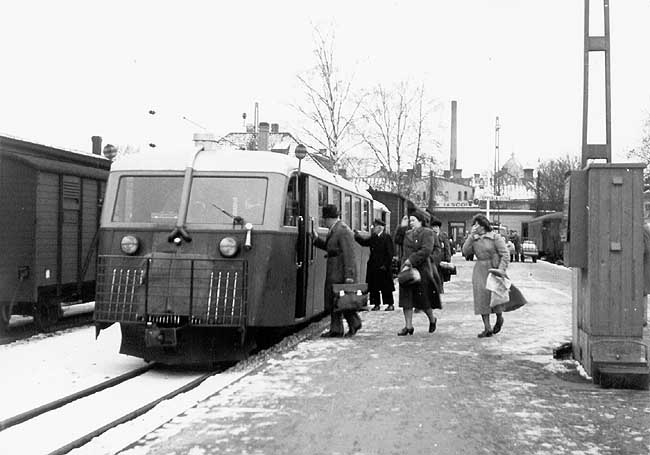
464 191 468 200
457 191 462 201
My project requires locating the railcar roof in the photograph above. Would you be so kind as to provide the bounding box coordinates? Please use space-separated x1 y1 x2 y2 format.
528 211 563 223
373 200 390 212
111 146 371 198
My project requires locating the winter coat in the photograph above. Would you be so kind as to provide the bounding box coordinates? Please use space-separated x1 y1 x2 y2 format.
643 223 650 295
355 231 395 293
313 220 357 312
431 231 453 283
393 225 409 258
399 227 442 310
462 231 510 315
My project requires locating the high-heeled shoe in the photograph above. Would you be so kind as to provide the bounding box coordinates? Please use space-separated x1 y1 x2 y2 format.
477 329 493 338
397 327 414 336
492 315 504 334
429 318 437 333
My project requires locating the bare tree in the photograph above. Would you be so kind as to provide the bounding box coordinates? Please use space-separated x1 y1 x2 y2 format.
534 155 581 214
627 113 650 185
294 27 363 170
356 82 439 197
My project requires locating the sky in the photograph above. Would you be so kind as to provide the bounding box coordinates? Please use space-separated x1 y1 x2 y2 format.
1 0 649 175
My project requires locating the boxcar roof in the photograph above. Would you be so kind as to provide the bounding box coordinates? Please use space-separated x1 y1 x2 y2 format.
111 146 371 198
0 134 110 170
528 211 563 224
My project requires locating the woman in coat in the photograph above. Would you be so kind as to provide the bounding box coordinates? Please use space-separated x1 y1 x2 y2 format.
397 211 442 336
462 214 510 338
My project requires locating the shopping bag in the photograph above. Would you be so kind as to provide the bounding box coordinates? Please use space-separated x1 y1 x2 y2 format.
503 284 527 312
332 283 368 312
486 271 511 308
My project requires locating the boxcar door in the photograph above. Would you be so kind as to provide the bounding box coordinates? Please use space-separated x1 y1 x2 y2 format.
294 173 309 319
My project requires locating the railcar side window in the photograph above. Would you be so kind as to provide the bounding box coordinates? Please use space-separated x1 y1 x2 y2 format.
318 183 328 227
283 175 298 226
112 176 184 223
332 189 342 215
344 194 352 226
187 177 267 224
362 200 369 231
352 197 361 230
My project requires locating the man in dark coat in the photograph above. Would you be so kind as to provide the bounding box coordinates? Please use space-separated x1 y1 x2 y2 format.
354 218 395 311
312 204 362 337
510 230 522 262
430 217 453 288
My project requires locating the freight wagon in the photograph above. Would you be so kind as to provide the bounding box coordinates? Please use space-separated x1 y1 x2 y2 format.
527 211 564 263
0 135 110 333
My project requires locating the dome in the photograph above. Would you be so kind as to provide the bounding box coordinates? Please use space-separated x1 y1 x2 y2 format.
501 153 523 178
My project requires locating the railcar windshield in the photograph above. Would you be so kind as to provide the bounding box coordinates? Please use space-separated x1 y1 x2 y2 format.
112 176 184 224
187 176 268 224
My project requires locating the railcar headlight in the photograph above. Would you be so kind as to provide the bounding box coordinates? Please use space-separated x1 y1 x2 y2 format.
219 237 239 257
120 235 140 255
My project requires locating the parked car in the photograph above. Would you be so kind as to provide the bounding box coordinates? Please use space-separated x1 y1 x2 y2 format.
521 239 539 263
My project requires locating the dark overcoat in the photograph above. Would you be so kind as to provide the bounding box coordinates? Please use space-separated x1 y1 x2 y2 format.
355 231 395 293
313 220 357 312
399 227 442 310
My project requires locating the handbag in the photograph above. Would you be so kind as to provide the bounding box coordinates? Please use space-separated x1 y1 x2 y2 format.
503 284 527 312
398 265 421 286
485 269 527 312
332 283 368 312
439 261 457 275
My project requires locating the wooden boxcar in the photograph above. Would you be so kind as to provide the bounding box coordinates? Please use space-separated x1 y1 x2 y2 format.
0 135 110 332
526 211 563 263
93 145 372 364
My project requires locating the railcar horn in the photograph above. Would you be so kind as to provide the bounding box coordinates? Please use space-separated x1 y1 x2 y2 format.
167 226 192 244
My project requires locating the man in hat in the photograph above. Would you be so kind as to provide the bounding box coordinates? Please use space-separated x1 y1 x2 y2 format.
312 204 362 337
354 218 395 311
430 216 453 289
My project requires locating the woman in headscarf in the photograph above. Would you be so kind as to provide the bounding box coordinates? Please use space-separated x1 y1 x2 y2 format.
397 210 442 336
462 213 510 338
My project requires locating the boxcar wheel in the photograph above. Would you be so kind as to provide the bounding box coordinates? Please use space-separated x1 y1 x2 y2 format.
33 300 62 332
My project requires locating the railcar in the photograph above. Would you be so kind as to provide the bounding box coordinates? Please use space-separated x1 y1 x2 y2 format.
0 135 110 334
93 145 372 364
527 212 563 263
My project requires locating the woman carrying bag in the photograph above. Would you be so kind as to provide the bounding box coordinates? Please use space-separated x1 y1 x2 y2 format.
462 214 510 338
397 211 442 336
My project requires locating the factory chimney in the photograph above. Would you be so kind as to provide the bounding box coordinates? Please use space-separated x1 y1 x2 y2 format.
450 100 457 171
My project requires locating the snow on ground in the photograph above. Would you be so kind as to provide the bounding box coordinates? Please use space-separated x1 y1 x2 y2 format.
0 323 145 421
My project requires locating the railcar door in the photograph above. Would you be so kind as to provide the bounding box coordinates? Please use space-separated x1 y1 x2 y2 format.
294 173 309 318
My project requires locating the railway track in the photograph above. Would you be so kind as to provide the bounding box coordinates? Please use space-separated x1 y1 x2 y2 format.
0 316 332 454
0 303 94 345
0 364 223 455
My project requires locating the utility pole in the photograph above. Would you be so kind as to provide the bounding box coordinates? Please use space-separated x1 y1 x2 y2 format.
493 116 501 224
494 116 500 196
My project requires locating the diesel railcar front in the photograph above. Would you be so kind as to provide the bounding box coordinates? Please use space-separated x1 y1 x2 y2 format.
93 146 372 364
